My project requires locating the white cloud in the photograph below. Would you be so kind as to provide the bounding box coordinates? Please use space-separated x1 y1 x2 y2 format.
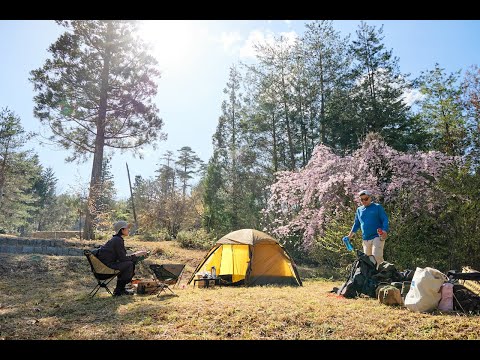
239 30 299 59
136 146 156 159
402 88 424 106
239 30 271 59
354 69 424 107
219 31 243 55
279 31 299 46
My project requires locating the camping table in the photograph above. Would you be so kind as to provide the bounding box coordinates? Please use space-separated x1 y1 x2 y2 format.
194 278 220 288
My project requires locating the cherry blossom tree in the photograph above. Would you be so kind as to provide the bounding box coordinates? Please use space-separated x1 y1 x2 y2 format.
263 133 456 251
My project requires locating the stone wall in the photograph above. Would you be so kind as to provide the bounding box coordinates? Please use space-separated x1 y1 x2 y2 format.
0 236 84 256
30 231 80 239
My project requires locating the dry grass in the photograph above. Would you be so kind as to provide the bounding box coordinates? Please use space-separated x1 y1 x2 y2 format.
1 239 480 341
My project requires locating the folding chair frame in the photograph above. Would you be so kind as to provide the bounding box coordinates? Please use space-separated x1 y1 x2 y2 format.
155 282 177 296
89 275 117 297
149 264 185 297
84 250 120 297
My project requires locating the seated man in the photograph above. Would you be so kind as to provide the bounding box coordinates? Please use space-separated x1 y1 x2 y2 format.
97 221 148 296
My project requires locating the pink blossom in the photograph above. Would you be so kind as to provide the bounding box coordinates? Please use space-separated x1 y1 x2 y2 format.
263 134 457 249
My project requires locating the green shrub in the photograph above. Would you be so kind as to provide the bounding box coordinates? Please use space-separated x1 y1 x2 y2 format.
157 228 172 241
176 229 215 250
141 232 157 241
136 228 172 241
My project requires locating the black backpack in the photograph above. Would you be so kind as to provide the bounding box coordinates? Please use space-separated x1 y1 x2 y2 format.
337 250 379 298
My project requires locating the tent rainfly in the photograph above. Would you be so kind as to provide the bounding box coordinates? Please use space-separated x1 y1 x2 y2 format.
187 229 302 286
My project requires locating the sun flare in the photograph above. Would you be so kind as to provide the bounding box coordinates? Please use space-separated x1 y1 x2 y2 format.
137 20 200 73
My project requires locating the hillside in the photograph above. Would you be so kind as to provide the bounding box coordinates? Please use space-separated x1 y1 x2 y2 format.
1 238 480 341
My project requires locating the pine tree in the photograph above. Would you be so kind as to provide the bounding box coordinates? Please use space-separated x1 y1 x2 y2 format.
302 20 352 155
415 63 467 156
29 20 166 239
202 65 246 234
462 65 480 169
350 21 422 152
31 167 58 231
175 146 203 198
202 156 228 236
94 157 116 231
0 107 27 208
156 151 176 198
253 36 299 170
0 108 42 233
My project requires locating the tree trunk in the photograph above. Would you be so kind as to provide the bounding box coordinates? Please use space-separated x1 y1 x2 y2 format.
271 111 278 172
319 52 326 145
230 88 239 229
83 21 112 240
0 140 10 211
281 73 296 171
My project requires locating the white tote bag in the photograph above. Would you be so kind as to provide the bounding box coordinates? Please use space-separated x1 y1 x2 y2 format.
404 267 448 313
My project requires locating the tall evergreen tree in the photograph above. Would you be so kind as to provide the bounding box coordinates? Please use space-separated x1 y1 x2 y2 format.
93 156 116 230
242 66 281 173
253 36 299 170
0 107 27 208
203 65 245 232
31 167 57 231
350 21 423 152
29 20 166 239
154 151 182 236
302 20 353 155
222 66 243 229
0 108 42 233
156 151 176 197
202 155 228 235
43 193 80 231
175 146 203 198
0 153 42 234
415 63 467 156
462 64 480 169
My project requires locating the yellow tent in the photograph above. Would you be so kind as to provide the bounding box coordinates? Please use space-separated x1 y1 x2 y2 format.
187 229 302 286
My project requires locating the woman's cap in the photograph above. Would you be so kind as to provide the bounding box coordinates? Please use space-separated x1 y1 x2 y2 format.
114 220 131 233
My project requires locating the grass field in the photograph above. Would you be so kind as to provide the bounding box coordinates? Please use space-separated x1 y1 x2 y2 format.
1 238 480 343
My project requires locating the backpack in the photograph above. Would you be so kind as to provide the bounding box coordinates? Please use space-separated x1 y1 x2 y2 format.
377 284 403 306
372 261 403 283
453 284 480 313
91 247 100 257
337 250 378 298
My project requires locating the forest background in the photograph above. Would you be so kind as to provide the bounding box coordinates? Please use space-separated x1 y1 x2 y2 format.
1 20 480 274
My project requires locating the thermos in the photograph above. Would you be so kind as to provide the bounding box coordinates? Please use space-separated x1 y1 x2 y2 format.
211 266 216 278
342 236 354 251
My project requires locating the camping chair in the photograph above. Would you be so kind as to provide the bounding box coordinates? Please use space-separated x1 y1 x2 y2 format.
149 264 185 296
84 249 120 297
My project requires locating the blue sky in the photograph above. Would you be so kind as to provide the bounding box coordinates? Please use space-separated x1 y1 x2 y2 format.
1 20 479 199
